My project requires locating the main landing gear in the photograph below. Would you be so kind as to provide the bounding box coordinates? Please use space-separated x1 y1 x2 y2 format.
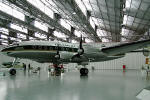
51 64 63 76
55 67 61 76
80 68 89 76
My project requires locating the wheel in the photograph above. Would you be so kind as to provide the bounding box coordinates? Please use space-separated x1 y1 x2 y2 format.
55 67 61 76
80 68 89 76
9 69 16 75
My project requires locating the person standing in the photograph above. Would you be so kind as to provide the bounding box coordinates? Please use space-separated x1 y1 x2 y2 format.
23 63 26 71
28 64 31 70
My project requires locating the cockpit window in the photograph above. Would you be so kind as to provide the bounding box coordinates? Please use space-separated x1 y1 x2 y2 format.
101 44 106 48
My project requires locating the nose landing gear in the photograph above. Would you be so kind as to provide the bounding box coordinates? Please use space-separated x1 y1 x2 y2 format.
55 67 61 76
9 68 16 75
80 68 89 76
9 58 18 75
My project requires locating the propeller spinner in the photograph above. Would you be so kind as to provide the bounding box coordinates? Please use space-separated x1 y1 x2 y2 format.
55 44 60 59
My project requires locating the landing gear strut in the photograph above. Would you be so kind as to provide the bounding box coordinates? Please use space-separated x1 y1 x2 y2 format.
55 67 61 76
9 58 18 75
52 64 62 76
9 68 16 75
80 68 89 76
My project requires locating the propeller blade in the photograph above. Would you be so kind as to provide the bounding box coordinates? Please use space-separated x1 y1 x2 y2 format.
55 44 60 59
79 35 83 49
71 35 84 60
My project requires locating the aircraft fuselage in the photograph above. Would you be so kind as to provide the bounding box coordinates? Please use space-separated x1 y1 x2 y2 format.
1 41 125 64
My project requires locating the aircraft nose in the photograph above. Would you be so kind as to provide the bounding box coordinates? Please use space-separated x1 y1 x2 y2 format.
1 46 14 52
1 48 9 52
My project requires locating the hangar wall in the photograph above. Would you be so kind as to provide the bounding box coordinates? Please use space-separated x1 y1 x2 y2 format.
65 53 145 70
0 45 146 70
89 53 145 69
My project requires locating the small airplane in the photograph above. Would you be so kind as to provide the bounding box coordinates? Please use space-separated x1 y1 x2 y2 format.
2 61 20 68
1 36 150 76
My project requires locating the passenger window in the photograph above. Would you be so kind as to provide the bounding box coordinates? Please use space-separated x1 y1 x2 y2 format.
55 46 58 50
15 46 24 50
62 47 64 51
51 46 54 50
66 47 69 51
72 48 74 52
38 46 42 50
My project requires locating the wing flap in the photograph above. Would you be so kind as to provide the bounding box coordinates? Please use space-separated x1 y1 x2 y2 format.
101 39 150 55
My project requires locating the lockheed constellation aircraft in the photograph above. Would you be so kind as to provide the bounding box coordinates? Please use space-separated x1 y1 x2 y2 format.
1 37 150 76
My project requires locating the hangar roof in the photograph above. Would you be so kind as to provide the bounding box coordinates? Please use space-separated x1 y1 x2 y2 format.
0 0 150 45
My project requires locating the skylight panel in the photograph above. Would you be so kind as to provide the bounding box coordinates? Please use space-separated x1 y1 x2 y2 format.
74 30 87 37
1 34 7 39
0 2 25 21
1 40 8 45
85 38 93 43
10 23 27 33
34 21 48 32
10 37 16 40
44 6 54 19
0 28 9 35
75 0 87 16
17 33 26 39
35 32 46 39
0 2 12 15
82 0 92 11
60 19 71 31
123 15 128 24
97 29 107 36
102 38 109 42
71 40 77 43
125 0 132 8
53 31 67 38
89 17 95 29
27 0 54 19
12 9 25 21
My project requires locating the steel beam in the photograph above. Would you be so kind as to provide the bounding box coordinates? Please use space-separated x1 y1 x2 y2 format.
6 0 78 41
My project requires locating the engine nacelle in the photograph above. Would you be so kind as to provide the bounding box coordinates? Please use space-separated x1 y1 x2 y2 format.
143 48 150 57
77 48 84 55
78 62 88 66
59 51 74 60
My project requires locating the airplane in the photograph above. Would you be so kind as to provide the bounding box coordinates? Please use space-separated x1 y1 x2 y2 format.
2 61 20 68
1 36 150 76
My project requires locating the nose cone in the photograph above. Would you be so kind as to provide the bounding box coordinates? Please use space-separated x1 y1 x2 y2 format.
1 46 15 54
1 47 9 52
1 47 17 58
1 48 7 52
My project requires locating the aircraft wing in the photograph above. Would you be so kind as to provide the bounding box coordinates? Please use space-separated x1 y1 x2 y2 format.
101 39 150 56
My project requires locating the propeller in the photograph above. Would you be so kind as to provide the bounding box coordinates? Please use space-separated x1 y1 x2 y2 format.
55 44 60 59
78 35 84 55
72 35 84 59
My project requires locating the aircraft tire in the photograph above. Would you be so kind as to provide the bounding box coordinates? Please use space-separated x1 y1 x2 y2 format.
9 69 16 75
55 67 61 76
80 68 88 76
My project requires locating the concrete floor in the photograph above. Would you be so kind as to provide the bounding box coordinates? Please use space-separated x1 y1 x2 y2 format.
0 69 150 100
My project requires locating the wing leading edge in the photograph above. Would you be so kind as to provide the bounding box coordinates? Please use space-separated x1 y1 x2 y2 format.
101 39 150 56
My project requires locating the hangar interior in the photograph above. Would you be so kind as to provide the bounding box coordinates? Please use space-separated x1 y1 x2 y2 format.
0 0 150 100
